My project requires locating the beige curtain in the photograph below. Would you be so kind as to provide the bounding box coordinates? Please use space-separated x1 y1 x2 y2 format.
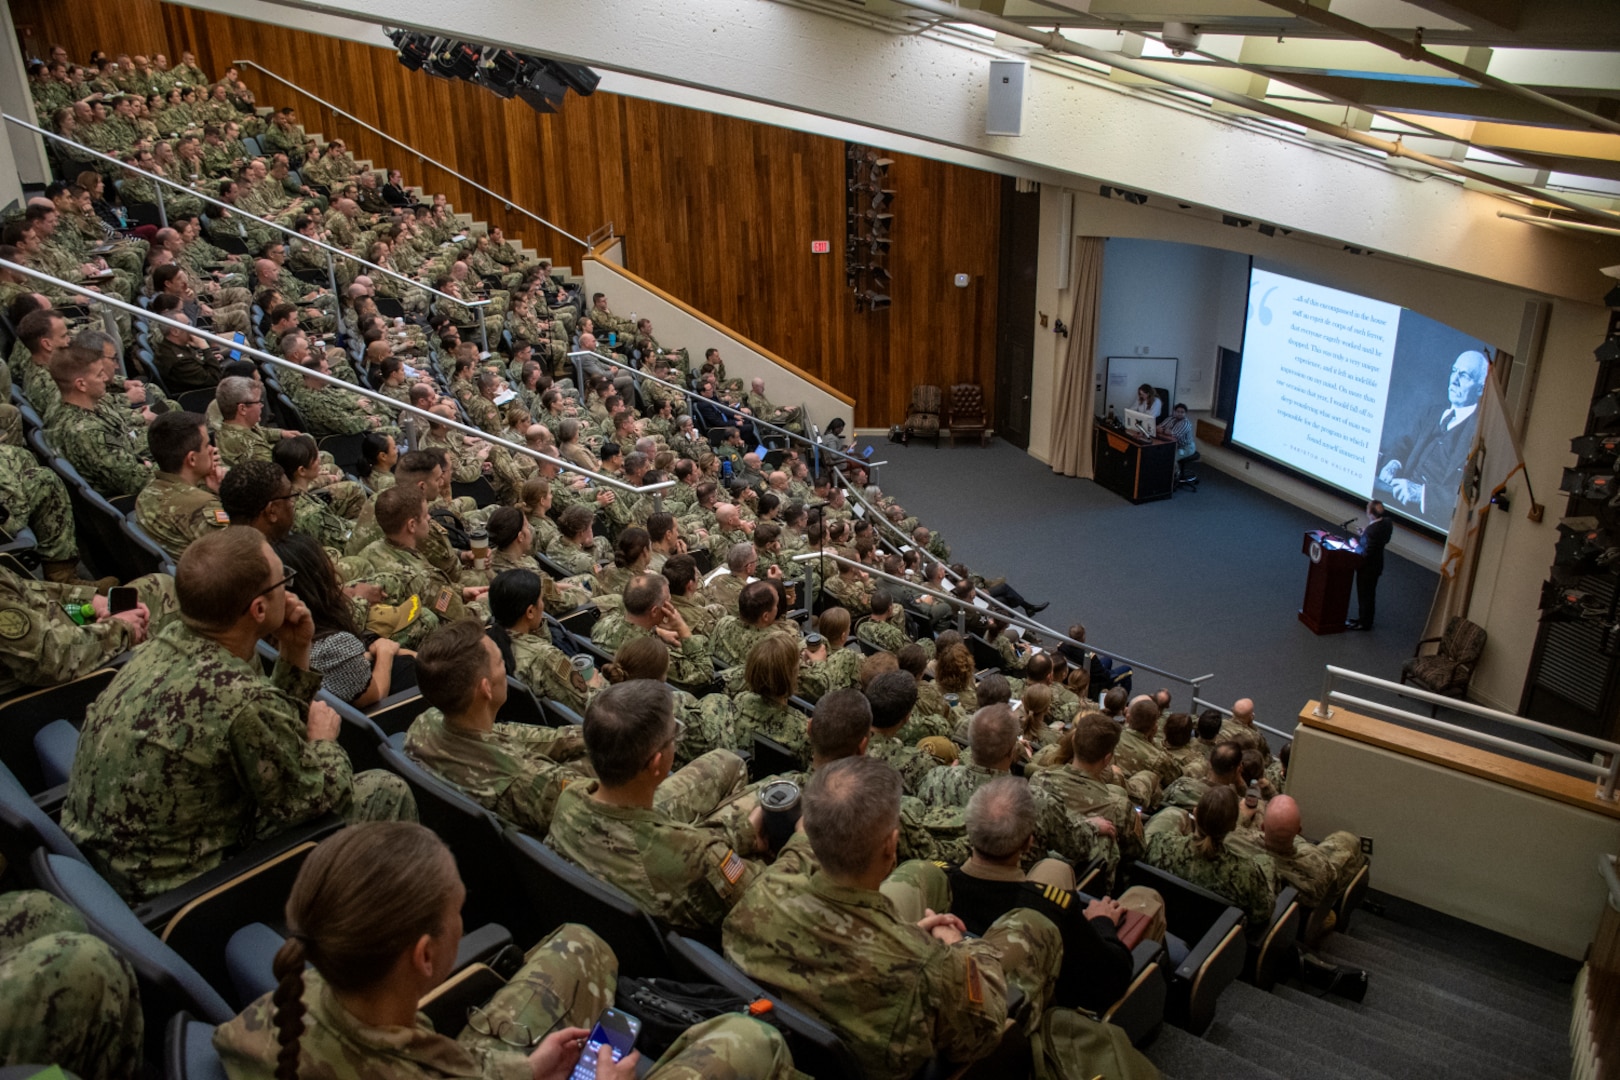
1049 236 1106 478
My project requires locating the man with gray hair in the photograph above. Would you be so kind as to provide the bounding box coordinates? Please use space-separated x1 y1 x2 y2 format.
947 776 1141 1014
724 757 1063 1078
703 540 759 615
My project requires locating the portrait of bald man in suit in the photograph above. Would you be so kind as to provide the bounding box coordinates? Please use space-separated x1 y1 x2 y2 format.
1376 350 1489 529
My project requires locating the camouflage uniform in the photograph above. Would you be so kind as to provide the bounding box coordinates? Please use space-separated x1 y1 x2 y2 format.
0 891 143 1080
48 400 155 497
822 574 874 617
344 538 465 649
511 630 592 716
1144 808 1276 929
1030 764 1144 869
404 707 591 837
702 571 745 615
723 843 1062 1078
1112 727 1183 794
796 644 863 701
0 566 175 699
61 620 415 902
709 615 797 669
591 611 713 694
546 750 759 933
134 470 229 559
215 921 796 1080
1226 829 1366 910
725 692 809 765
670 592 723 638
0 443 77 561
1160 774 1219 812
1162 742 1211 781
292 488 353 555
856 615 934 659
866 732 943 795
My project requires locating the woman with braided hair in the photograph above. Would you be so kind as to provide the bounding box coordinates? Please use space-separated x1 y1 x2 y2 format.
213 821 796 1080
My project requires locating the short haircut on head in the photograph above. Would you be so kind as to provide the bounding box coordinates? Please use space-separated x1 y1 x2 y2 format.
726 542 755 573
661 553 700 596
869 589 892 617
803 757 904 878
375 485 426 535
1071 712 1122 765
219 459 287 521
622 573 668 617
738 580 776 623
896 643 928 677
969 703 1019 767
976 673 1012 707
1210 741 1243 778
396 449 442 486
1024 652 1053 682
49 345 99 389
1126 696 1160 734
818 606 850 643
415 619 490 717
582 680 676 786
147 410 208 473
217 375 260 420
965 776 1037 859
176 526 271 632
1197 709 1225 740
864 670 917 730
809 688 873 760
1164 712 1193 747
1102 687 1128 715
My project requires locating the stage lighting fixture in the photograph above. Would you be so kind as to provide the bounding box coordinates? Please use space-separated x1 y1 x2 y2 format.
1222 215 1251 228
517 66 567 113
391 31 432 72
1560 468 1618 500
867 265 892 288
1257 224 1275 237
474 48 525 98
1571 434 1620 465
1539 582 1589 622
1605 282 1620 309
548 61 601 96
861 290 891 311
428 39 481 81
870 190 894 213
1596 338 1620 364
1593 392 1620 421
868 236 891 256
1555 525 1615 569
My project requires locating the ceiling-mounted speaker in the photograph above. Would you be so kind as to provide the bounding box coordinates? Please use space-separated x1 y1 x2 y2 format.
986 59 1028 137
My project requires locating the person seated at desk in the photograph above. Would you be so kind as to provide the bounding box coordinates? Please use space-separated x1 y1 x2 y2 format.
1157 402 1197 464
1132 383 1163 420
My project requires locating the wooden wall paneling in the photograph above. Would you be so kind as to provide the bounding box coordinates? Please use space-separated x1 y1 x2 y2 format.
9 0 1003 427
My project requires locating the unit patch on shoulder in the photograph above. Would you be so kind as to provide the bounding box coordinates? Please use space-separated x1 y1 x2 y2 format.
212 509 231 525
0 607 29 640
718 848 746 884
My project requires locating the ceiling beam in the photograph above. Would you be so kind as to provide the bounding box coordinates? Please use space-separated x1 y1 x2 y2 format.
1399 0 1521 32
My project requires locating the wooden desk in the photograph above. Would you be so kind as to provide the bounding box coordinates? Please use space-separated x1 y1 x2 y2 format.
1092 427 1177 504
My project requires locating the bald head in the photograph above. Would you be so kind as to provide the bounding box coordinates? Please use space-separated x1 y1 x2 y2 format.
1232 699 1255 724
1262 794 1301 851
716 503 740 529
579 332 597 351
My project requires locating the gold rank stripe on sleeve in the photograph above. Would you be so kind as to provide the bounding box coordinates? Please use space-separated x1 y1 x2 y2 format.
964 955 984 1005
719 848 746 884
1043 885 1073 909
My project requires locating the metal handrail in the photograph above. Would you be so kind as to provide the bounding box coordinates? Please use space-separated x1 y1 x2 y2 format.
564 349 880 471
1313 665 1620 800
3 259 672 496
7 113 493 349
1189 697 1295 745
231 60 588 250
792 549 1214 696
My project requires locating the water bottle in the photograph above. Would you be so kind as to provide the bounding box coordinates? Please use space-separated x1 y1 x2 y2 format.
63 602 97 626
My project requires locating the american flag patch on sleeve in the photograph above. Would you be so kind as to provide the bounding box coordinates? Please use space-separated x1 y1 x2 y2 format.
719 848 746 884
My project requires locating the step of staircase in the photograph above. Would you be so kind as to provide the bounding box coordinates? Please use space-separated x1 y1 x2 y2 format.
1145 1022 1293 1080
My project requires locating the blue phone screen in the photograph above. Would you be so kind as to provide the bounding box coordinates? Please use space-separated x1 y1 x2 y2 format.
567 1022 636 1080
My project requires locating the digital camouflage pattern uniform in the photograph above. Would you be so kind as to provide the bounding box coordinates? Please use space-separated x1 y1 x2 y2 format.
0 566 176 699
61 621 415 902
546 749 759 933
404 707 591 837
916 762 1109 872
856 615 935 659
510 629 594 715
1144 808 1276 929
723 692 809 767
708 615 798 669
591 612 714 694
0 443 77 561
723 842 1062 1079
1162 742 1211 782
0 891 143 1080
215 921 796 1080
344 538 467 649
134 470 229 559
866 732 944 795
48 399 155 497
795 644 863 702
1226 829 1366 910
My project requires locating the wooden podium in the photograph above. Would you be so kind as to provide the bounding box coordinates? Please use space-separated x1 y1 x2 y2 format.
1092 427 1177 504
1300 529 1363 635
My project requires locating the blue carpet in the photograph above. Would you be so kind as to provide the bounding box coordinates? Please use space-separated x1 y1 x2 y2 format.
870 440 1441 733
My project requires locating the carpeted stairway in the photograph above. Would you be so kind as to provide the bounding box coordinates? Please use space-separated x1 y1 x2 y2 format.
1143 892 1575 1079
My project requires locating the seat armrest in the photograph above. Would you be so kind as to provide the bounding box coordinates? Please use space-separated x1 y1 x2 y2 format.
132 814 345 930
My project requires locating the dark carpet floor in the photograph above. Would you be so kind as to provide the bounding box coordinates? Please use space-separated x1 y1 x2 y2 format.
870 440 1563 752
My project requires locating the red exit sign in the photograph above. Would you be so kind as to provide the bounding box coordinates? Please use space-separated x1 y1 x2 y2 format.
810 240 830 254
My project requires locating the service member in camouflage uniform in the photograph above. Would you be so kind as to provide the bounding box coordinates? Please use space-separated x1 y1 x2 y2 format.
547 680 766 934
0 562 174 700
0 442 85 578
856 588 934 658
1144 785 1276 930
134 410 229 560
214 822 796 1080
1030 713 1153 873
46 346 155 498
709 580 799 668
404 621 592 837
343 488 486 650
1226 794 1366 911
1112 695 1185 797
61 527 415 902
592 573 714 694
0 890 143 1080
723 756 1063 1079
486 562 603 715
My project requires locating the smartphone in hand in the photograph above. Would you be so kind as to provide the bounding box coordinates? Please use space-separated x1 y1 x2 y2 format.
568 1009 640 1080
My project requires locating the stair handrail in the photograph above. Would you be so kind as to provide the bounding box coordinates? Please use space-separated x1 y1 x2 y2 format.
231 60 589 251
1314 665 1620 800
793 549 1215 697
564 349 881 472
1 258 673 497
6 113 493 350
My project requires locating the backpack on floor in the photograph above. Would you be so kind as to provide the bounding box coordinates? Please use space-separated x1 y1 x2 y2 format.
1031 1008 1162 1080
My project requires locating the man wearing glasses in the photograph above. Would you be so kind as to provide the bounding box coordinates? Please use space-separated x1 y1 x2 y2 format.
62 526 416 902
548 680 788 934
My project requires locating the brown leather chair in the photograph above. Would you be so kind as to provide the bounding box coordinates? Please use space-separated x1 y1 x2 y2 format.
947 383 990 447
1400 616 1487 714
904 384 943 446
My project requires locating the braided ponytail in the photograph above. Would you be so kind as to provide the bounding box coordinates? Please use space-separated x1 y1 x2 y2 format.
270 938 307 1080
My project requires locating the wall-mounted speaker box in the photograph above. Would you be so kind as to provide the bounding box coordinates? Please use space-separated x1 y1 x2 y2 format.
987 59 1028 137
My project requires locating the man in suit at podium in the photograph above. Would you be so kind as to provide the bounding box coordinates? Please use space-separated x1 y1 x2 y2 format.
1375 350 1488 529
1347 500 1393 631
